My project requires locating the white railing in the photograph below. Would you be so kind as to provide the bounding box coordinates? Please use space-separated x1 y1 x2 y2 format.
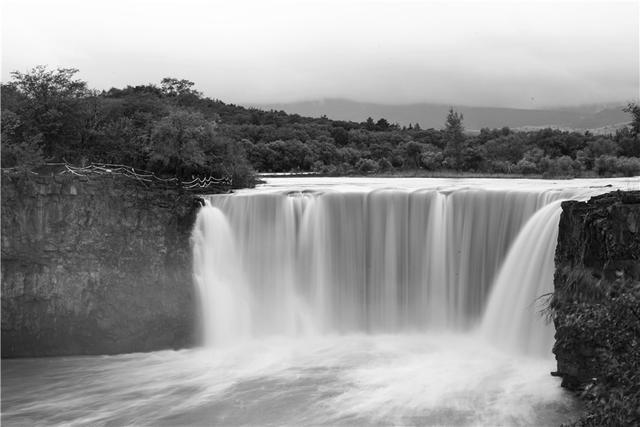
3 162 232 190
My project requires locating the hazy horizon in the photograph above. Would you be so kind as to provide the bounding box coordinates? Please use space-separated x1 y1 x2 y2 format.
2 0 638 109
253 97 632 111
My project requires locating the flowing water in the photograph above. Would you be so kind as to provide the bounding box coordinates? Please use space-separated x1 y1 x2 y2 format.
3 177 638 426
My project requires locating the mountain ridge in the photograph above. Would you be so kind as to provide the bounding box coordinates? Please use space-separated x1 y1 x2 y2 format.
252 98 630 131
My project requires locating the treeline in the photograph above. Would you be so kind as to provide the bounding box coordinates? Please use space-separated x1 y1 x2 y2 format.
1 67 254 186
2 66 640 184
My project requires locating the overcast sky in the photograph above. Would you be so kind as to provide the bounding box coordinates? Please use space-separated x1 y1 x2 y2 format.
2 0 638 108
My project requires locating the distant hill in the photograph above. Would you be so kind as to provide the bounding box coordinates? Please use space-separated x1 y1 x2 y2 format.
253 99 630 132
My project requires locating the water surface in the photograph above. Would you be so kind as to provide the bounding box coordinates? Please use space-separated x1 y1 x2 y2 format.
2 335 580 426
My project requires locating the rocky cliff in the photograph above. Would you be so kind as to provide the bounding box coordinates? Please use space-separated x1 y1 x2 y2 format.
1 171 203 357
552 190 640 423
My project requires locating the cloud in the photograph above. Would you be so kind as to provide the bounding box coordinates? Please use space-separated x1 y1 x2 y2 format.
2 0 638 107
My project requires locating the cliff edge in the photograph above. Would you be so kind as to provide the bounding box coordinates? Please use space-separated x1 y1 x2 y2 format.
552 190 640 424
1 171 202 357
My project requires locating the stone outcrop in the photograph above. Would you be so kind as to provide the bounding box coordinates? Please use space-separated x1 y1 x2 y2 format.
1 171 204 357
552 190 640 390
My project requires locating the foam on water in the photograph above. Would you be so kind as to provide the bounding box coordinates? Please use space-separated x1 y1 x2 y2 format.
1 335 580 426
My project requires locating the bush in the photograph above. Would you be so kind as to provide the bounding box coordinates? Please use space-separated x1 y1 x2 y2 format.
615 157 640 177
355 158 378 174
420 145 443 170
587 138 620 158
0 134 44 169
487 160 515 174
514 159 538 174
542 155 577 177
553 276 640 426
593 156 640 177
594 155 617 176
377 158 393 172
618 137 640 158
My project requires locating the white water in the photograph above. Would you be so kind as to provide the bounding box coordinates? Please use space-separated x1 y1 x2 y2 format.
192 207 251 345
4 177 638 426
1 335 581 426
481 201 565 356
194 178 616 351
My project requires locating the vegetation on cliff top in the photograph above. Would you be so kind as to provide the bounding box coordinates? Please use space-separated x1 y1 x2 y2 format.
2 66 640 185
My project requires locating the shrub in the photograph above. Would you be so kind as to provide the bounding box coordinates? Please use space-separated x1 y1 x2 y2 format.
554 276 640 426
615 157 640 177
556 155 578 175
487 160 514 174
377 158 393 172
0 134 44 169
356 158 378 174
595 155 621 176
587 138 620 158
514 159 538 174
420 145 444 170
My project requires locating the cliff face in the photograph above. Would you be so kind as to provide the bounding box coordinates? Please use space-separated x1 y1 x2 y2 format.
1 171 202 357
553 190 640 390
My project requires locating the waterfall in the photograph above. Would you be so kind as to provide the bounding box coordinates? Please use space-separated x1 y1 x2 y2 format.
481 201 564 356
191 204 251 345
192 185 578 354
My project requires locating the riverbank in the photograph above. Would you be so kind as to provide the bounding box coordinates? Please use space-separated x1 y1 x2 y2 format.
259 169 638 181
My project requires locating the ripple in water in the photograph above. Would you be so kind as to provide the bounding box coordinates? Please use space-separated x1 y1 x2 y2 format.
2 334 580 426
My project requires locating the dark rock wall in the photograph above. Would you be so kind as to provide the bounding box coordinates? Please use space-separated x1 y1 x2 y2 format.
1 172 202 357
553 190 640 389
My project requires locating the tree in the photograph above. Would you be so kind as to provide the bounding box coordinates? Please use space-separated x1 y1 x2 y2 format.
149 110 214 177
356 158 378 174
0 110 44 168
482 134 526 164
10 66 87 101
160 78 201 97
7 66 89 160
420 144 444 170
364 117 376 131
623 102 640 138
587 137 620 158
404 141 424 168
375 118 390 131
443 108 466 170
308 137 339 165
330 126 349 146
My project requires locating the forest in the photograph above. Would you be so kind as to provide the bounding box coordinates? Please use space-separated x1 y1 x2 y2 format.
2 66 640 186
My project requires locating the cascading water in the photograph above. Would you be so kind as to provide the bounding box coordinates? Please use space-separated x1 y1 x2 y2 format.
9 178 632 426
481 201 565 356
191 206 252 345
192 180 583 353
